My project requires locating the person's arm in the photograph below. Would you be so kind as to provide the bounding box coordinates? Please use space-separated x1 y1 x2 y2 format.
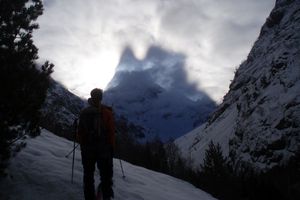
76 113 84 145
105 108 116 149
109 111 116 149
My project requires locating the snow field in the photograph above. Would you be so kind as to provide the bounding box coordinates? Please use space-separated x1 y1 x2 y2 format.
0 129 216 200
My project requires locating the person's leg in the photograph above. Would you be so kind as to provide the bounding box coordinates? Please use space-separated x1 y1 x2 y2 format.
82 150 96 200
97 156 114 199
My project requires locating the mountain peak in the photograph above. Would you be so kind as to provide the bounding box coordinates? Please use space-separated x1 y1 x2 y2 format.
105 46 216 141
119 46 136 63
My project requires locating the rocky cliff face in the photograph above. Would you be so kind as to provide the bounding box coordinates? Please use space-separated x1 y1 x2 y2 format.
227 0 300 169
40 79 85 140
176 0 300 170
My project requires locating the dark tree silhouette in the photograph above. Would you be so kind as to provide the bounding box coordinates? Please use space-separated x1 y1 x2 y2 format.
199 141 230 198
201 141 227 175
0 0 53 174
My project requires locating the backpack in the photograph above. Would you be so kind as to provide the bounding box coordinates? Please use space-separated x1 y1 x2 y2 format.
80 106 108 147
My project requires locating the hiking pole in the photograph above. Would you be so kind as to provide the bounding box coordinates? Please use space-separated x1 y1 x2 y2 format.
119 159 126 179
71 119 78 184
115 129 126 179
115 129 125 179
65 143 79 158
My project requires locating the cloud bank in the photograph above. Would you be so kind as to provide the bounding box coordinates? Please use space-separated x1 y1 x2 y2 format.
34 0 275 102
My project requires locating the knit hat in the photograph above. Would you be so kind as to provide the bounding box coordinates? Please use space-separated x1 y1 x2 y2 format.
90 88 103 100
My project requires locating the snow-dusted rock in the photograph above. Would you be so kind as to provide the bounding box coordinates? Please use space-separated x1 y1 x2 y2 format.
176 0 300 170
40 79 85 139
104 46 216 141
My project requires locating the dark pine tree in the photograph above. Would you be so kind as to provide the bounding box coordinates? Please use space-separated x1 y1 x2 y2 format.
199 141 230 198
0 0 53 174
201 141 227 175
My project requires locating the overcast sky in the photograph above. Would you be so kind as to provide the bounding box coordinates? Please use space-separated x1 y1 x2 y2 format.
34 0 275 102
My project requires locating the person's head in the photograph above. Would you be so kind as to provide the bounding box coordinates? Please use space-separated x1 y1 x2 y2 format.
90 88 103 102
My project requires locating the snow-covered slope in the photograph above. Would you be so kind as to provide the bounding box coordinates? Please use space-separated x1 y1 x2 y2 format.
176 106 238 168
0 129 217 200
176 0 300 170
104 46 216 141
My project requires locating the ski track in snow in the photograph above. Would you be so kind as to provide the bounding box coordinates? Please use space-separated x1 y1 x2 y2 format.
0 129 217 200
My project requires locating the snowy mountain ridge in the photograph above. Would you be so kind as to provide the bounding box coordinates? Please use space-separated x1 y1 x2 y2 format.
176 0 300 170
104 46 216 141
40 79 86 139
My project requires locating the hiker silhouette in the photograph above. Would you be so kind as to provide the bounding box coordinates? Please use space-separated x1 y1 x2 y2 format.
77 88 115 200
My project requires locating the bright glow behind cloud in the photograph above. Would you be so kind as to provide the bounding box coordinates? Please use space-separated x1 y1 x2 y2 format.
34 0 275 101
